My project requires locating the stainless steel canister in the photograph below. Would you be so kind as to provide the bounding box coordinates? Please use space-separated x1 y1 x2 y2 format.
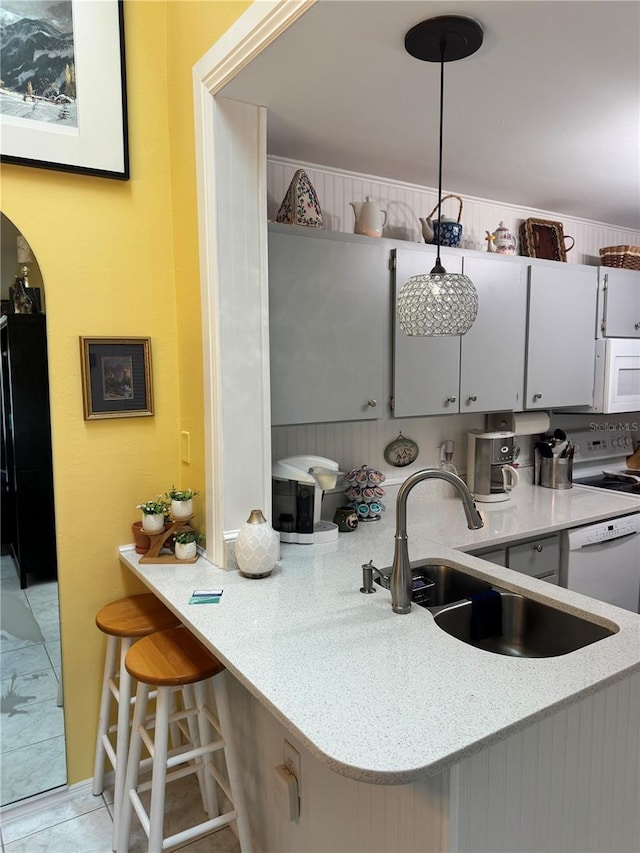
537 454 573 490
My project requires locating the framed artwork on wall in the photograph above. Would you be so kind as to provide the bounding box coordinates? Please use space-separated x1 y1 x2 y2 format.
0 0 129 179
80 337 153 420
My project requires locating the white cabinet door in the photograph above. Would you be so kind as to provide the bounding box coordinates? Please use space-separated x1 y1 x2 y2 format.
268 227 388 426
525 263 597 409
460 255 527 413
393 245 462 417
599 268 640 338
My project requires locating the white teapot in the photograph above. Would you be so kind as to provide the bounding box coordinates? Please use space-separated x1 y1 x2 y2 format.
492 221 518 255
350 197 387 238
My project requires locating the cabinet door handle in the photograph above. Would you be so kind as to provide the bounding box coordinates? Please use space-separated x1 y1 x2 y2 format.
534 544 543 552
467 395 478 402
446 396 457 404
367 399 377 407
533 393 543 401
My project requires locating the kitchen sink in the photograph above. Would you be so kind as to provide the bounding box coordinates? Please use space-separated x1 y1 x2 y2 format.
433 591 618 658
374 562 493 607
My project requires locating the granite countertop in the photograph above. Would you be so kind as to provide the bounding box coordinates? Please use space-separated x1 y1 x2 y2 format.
120 479 640 784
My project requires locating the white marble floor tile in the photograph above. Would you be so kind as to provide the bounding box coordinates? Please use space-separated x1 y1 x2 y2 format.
0 785 105 844
30 611 61 643
1 734 67 807
23 582 59 607
3 804 115 852
1 696 64 752
44 639 61 670
1 667 59 707
1 643 51 678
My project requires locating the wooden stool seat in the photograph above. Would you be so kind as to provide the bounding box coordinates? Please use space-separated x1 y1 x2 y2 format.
125 627 225 687
95 593 180 638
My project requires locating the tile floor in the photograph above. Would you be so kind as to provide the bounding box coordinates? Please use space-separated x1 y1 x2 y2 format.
0 554 66 806
0 554 241 851
0 776 241 852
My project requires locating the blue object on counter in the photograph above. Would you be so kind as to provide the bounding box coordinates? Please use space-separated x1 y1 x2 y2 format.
470 589 502 642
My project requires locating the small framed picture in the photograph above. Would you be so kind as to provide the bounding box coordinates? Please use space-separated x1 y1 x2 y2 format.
79 337 153 420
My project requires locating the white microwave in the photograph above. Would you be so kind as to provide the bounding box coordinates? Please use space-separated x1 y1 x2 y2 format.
592 338 640 413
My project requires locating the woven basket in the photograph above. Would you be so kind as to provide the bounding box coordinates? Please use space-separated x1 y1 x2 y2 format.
599 245 640 270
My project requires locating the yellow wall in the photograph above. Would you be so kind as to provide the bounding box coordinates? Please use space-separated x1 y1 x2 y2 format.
0 0 249 784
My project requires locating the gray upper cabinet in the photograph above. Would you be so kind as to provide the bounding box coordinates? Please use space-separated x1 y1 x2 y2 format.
393 245 462 417
393 249 526 416
598 268 640 338
524 262 598 409
268 226 388 426
459 255 526 413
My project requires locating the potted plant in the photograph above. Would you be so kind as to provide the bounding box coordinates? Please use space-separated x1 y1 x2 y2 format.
174 529 201 561
166 486 200 519
137 497 169 533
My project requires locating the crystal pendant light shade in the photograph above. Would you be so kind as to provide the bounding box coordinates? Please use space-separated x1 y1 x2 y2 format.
398 270 478 336
398 15 483 338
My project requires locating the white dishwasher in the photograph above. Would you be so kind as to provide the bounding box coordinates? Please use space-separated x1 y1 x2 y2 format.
560 514 640 612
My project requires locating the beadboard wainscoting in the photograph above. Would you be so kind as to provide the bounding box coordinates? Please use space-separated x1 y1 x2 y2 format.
272 412 487 487
267 156 640 266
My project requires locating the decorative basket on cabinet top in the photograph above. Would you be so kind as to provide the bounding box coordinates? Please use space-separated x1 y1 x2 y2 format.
599 245 640 270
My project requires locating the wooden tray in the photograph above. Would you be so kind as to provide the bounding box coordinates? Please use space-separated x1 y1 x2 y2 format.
519 218 574 262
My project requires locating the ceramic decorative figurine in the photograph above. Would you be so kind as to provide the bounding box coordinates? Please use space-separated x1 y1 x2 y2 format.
492 221 518 255
485 231 496 252
350 197 387 237
276 169 323 227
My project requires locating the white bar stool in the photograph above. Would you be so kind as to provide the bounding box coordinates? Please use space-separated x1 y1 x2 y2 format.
93 594 181 850
117 626 252 853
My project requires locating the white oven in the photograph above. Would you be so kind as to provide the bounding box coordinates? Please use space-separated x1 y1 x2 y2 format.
591 338 640 413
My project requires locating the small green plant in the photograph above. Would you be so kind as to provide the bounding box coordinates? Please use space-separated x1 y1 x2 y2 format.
137 497 169 516
174 529 202 545
166 486 200 502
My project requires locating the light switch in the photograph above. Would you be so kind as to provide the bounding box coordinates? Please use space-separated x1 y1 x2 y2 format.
274 763 299 821
181 430 191 464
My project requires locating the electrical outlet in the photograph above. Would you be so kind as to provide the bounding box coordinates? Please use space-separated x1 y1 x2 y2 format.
283 739 301 797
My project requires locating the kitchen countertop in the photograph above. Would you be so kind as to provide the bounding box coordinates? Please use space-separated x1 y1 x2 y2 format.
120 478 640 784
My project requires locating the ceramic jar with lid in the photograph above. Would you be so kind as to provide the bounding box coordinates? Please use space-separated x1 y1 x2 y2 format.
492 221 518 254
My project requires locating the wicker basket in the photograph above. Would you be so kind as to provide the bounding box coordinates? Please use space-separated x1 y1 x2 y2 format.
599 245 640 270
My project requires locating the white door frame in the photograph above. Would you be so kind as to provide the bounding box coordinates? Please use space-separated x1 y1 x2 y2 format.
193 1 316 565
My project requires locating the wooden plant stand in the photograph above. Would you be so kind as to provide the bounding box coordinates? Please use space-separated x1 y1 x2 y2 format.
139 515 198 564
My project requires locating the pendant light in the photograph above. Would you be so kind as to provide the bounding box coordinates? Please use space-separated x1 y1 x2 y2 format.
398 16 483 337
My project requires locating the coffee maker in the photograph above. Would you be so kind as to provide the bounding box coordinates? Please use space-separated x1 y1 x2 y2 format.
467 431 520 503
272 455 342 544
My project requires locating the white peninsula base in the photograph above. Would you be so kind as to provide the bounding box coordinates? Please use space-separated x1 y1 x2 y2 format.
227 670 640 853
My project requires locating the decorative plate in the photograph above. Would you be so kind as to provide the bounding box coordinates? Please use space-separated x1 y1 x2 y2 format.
384 432 419 467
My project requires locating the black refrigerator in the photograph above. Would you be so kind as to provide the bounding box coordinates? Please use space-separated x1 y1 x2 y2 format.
1 313 57 587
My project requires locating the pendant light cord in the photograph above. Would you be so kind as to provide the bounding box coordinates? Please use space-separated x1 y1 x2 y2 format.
433 38 446 274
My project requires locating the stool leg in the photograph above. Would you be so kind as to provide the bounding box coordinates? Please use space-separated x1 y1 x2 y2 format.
148 685 171 853
194 680 220 819
182 684 209 814
112 637 134 850
213 670 252 853
117 681 150 853
93 635 118 796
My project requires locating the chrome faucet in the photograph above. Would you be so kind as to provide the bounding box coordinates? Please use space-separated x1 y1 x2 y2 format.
390 468 484 614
